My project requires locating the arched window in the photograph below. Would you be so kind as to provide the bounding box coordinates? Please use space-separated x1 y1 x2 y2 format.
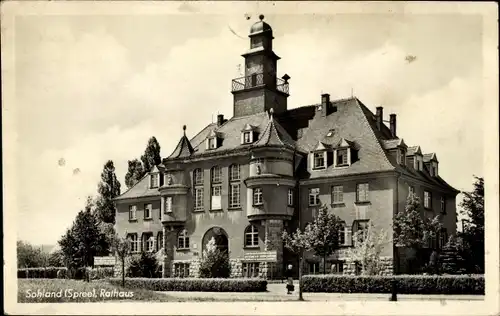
244 225 259 248
177 229 190 250
193 168 203 186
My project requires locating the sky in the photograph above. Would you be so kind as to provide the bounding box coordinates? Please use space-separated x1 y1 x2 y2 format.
12 9 485 246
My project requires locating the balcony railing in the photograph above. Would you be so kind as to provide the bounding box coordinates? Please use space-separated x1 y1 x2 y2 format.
232 72 289 95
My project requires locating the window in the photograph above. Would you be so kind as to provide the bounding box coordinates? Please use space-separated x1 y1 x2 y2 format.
338 222 346 246
129 205 137 221
243 131 252 144
308 262 320 275
287 189 294 206
424 191 432 209
356 183 369 202
144 203 152 219
244 225 259 247
194 188 204 210
193 168 203 186
399 149 406 165
253 188 263 205
242 262 260 278
229 184 241 208
330 261 344 274
144 234 155 252
309 188 320 206
164 197 173 213
313 152 326 169
211 186 222 210
150 174 159 188
174 263 190 278
208 137 217 149
440 196 446 213
128 234 139 253
409 185 415 196
177 229 190 249
157 232 163 251
332 185 343 204
229 164 240 181
336 149 348 166
353 220 370 244
439 228 448 249
211 166 222 184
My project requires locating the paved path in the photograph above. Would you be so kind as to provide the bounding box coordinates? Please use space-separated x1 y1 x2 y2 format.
158 283 484 302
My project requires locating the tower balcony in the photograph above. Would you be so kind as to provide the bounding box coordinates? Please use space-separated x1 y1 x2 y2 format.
231 72 289 95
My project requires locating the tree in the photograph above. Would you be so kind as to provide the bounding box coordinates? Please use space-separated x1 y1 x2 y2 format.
48 249 65 267
345 222 390 275
199 237 231 278
17 241 48 268
59 199 109 276
112 234 131 286
458 176 484 273
140 136 162 173
282 227 313 301
440 235 467 274
95 160 121 224
124 159 145 189
393 193 442 273
304 205 342 274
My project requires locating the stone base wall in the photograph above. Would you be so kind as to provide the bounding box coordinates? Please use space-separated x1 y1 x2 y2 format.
342 257 393 276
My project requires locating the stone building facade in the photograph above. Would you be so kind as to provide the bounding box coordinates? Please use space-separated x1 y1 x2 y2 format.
114 16 459 278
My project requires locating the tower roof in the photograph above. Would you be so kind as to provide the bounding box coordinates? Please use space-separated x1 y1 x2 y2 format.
250 14 273 36
253 109 295 149
168 125 194 159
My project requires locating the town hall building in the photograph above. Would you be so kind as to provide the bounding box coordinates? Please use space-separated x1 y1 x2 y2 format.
114 15 459 278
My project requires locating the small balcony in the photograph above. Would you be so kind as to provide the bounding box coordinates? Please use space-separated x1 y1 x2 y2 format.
231 72 289 95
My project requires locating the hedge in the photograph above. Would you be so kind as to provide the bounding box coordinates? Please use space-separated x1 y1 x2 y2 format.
302 274 484 295
89 267 115 280
18 267 67 279
108 278 267 292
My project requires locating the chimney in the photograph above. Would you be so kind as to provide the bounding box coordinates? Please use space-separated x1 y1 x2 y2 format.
217 114 224 126
320 93 330 116
376 106 383 130
390 114 397 138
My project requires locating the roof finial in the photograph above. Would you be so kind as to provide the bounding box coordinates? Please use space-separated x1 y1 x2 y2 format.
182 125 186 136
259 14 265 21
269 107 274 118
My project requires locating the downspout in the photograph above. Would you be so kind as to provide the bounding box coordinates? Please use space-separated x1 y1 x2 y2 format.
394 170 403 275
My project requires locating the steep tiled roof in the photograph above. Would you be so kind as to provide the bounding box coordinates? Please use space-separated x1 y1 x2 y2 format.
253 111 295 149
296 97 395 179
382 138 407 149
168 130 195 159
407 146 422 156
423 153 438 162
115 174 159 201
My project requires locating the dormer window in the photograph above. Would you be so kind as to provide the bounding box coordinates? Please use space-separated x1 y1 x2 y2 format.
208 137 217 149
206 130 221 150
241 124 257 144
150 173 159 188
313 151 326 169
398 149 406 166
336 149 348 166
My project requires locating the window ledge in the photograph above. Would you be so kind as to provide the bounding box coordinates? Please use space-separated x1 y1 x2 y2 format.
176 248 190 252
193 209 205 213
334 164 350 168
243 246 260 250
331 202 345 208
143 218 153 221
354 201 371 205
128 219 138 223
209 208 224 212
253 204 264 207
424 207 433 211
228 207 242 211
312 166 327 171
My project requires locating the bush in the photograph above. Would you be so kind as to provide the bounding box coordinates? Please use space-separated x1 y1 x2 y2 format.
56 269 67 279
108 277 267 292
302 274 484 295
17 267 67 279
198 237 231 278
88 267 115 280
128 252 160 278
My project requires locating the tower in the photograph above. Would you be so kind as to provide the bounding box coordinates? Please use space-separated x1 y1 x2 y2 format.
231 15 290 117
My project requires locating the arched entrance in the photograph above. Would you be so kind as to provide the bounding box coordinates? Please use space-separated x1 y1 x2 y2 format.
202 226 229 255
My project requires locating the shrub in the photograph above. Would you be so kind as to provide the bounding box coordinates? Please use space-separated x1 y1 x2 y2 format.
198 237 231 278
56 269 67 279
17 267 67 279
128 252 160 278
302 274 484 295
108 277 267 292
88 267 115 280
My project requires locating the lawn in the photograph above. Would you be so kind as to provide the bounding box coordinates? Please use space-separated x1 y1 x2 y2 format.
18 279 200 303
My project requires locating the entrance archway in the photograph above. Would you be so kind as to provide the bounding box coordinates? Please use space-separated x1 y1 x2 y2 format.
202 226 229 255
